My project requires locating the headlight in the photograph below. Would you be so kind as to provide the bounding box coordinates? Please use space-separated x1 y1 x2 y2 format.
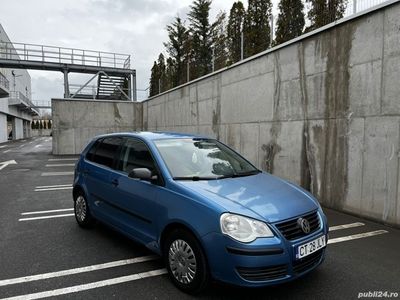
220 213 274 243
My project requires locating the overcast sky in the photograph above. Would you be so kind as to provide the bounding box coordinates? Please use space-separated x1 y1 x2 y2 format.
1 0 280 101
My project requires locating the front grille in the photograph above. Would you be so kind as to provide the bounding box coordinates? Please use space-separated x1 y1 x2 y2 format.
293 249 324 274
237 264 287 281
275 211 320 241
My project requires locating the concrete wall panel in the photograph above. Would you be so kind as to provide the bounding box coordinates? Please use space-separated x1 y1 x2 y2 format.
52 2 400 226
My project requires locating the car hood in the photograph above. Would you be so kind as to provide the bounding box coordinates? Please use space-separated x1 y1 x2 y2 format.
176 172 319 223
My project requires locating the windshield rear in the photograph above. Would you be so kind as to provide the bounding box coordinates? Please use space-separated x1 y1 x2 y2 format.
153 138 259 180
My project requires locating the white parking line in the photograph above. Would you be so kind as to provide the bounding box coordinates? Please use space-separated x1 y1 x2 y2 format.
34 144 42 148
21 208 74 215
45 164 75 167
41 172 74 176
0 145 7 148
48 158 77 161
0 255 159 287
35 184 72 189
34 187 73 192
2 269 167 300
329 222 365 231
328 230 388 244
19 214 75 221
3 150 11 153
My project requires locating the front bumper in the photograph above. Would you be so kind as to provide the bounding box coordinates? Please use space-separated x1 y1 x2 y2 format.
201 210 329 287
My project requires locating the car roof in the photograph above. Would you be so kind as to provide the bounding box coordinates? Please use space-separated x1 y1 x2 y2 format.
94 131 211 141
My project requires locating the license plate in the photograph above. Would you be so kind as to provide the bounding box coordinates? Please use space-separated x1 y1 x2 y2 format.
296 235 326 259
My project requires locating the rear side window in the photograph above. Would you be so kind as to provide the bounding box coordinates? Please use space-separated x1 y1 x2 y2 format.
89 137 122 168
86 140 100 162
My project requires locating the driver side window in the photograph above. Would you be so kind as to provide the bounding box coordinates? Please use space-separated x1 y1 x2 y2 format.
118 139 156 174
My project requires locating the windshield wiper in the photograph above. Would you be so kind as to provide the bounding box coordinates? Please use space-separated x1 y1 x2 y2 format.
218 170 261 179
235 170 261 177
173 176 221 181
173 170 261 181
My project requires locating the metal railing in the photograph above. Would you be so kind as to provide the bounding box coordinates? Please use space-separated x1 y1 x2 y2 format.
0 71 9 90
31 100 52 108
8 91 34 107
0 42 131 69
344 0 390 15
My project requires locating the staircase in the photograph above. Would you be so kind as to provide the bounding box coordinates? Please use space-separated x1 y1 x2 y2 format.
96 73 128 100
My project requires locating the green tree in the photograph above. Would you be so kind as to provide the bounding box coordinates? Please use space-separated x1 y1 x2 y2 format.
275 0 305 45
165 57 176 90
243 0 272 58
149 61 159 97
157 53 167 92
164 16 189 87
188 0 213 78
306 0 347 30
211 11 228 71
149 54 167 96
227 1 245 64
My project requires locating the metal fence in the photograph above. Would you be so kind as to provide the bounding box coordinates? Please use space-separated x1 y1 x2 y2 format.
0 71 9 90
0 42 131 69
8 91 34 107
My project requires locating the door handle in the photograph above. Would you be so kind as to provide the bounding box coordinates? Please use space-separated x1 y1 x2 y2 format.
111 179 119 187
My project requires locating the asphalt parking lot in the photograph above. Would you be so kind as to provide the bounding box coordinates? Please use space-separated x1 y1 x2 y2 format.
0 137 399 300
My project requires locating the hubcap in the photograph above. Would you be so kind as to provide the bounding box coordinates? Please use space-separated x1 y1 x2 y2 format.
75 195 87 222
168 239 197 284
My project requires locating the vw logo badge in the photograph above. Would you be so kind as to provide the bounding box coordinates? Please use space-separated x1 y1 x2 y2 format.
297 218 311 234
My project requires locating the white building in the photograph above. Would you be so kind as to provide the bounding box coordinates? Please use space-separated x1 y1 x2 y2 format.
0 23 38 143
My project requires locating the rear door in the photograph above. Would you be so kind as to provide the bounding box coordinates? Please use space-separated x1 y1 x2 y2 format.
107 137 163 244
83 137 123 223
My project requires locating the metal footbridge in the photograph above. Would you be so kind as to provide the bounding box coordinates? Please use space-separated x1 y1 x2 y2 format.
0 41 136 101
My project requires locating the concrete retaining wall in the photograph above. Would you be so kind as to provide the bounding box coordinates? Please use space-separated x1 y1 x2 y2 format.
31 129 52 137
51 2 400 226
52 99 142 155
142 2 400 226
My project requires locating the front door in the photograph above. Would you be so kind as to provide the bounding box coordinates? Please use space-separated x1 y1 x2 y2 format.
108 138 163 245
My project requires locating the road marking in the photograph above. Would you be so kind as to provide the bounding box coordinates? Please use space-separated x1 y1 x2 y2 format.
0 255 160 287
19 214 75 221
328 230 388 244
0 160 17 170
48 158 77 161
41 172 74 176
2 269 167 300
21 208 74 215
329 222 365 231
45 164 75 167
34 187 73 192
0 145 7 148
34 144 42 148
3 150 11 153
36 184 72 189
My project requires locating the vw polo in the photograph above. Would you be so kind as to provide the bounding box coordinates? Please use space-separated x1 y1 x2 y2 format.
73 132 328 293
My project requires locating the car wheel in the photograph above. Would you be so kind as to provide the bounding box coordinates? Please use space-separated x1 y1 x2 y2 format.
163 229 209 294
74 191 95 228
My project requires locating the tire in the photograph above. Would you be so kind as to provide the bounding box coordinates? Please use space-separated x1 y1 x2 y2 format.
163 229 209 294
73 190 95 228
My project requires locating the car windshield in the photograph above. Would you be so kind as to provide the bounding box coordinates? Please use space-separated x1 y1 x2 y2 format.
154 138 260 180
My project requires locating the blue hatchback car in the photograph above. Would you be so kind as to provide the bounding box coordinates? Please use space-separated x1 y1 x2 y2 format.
73 132 328 293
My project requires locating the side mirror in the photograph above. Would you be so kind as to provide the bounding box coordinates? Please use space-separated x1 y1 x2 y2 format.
128 168 157 182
